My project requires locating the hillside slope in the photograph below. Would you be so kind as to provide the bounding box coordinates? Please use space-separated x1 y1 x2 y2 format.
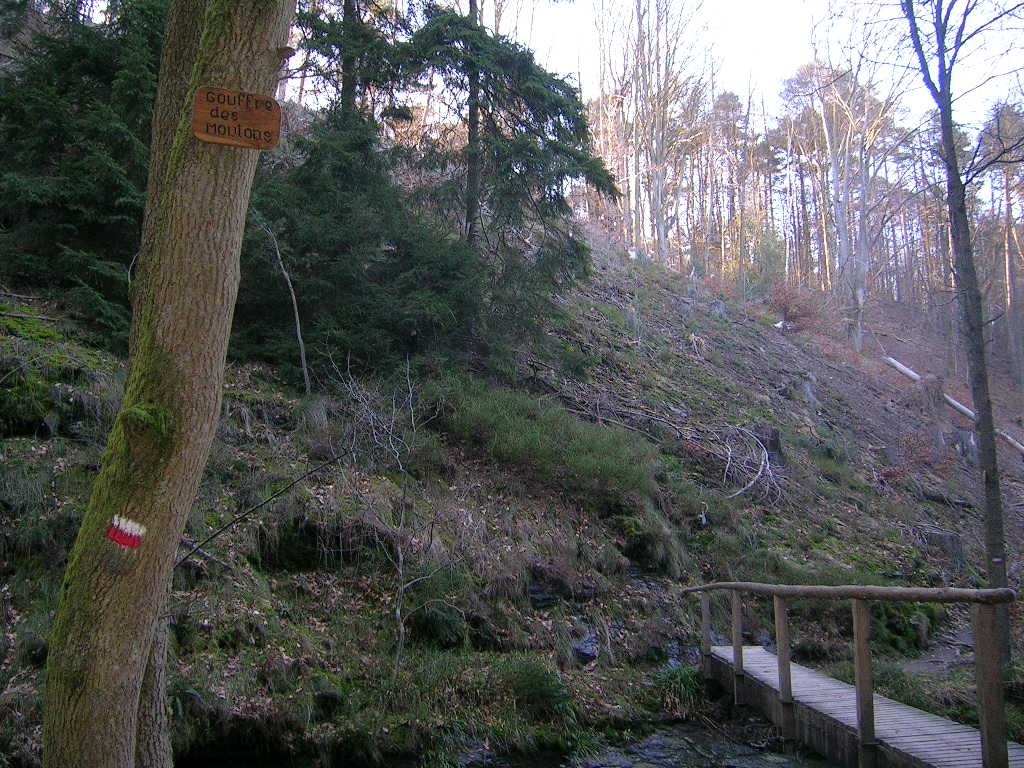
1 229 1022 767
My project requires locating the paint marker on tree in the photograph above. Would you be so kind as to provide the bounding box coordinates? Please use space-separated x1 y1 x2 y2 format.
105 515 146 549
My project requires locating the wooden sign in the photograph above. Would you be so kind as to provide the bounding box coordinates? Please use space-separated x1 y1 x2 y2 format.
191 86 281 150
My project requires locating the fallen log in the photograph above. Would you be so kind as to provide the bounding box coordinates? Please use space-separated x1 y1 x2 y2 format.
882 356 1024 456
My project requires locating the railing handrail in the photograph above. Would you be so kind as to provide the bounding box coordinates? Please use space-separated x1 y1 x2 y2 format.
692 580 1015 768
682 580 1016 605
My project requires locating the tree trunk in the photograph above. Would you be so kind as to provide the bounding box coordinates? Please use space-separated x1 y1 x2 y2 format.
1005 171 1024 392
850 152 871 354
340 0 358 117
465 0 481 247
943 148 1010 655
901 0 1011 661
135 589 172 768
43 1 294 765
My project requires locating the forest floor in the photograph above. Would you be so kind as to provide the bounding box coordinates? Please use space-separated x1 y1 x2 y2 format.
2 226 1023 767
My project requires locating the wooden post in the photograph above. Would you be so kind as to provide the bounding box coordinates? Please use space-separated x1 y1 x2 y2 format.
700 592 712 680
852 599 876 768
700 593 712 655
774 594 795 739
731 590 743 705
974 603 1009 768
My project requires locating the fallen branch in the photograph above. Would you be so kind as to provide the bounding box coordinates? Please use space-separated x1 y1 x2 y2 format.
722 426 783 503
174 455 345 568
1 312 59 322
882 356 1024 455
563 406 663 442
1 290 40 300
0 355 48 386
726 430 768 499
874 331 911 344
178 536 231 569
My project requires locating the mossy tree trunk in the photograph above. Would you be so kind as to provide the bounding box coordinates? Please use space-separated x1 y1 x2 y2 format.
43 1 294 765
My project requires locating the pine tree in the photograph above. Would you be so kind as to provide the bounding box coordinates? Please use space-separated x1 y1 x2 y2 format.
0 0 165 344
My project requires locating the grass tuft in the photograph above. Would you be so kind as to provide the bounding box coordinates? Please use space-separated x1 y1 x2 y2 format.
432 375 659 516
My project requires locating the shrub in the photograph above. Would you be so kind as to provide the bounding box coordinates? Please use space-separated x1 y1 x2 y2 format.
651 665 707 719
766 282 824 331
498 656 575 725
406 568 470 650
433 376 659 516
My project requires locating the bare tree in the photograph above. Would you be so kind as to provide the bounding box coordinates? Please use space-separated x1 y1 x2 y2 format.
259 219 312 395
982 103 1024 391
330 361 456 681
900 0 1024 663
633 0 703 267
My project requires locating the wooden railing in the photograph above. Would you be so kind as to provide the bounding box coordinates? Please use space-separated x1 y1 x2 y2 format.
682 582 1017 768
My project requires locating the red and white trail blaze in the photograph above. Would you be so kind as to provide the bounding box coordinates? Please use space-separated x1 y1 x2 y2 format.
105 515 146 549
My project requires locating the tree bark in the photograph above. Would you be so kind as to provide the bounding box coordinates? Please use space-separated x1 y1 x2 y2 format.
944 154 1010 626
465 0 481 247
340 0 358 117
43 1 294 765
901 0 1010 662
135 592 172 768
1005 170 1024 391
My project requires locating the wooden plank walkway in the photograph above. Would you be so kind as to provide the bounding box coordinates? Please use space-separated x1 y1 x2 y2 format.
710 646 1024 768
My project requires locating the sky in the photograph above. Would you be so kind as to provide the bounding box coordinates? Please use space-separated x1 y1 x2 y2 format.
503 0 822 114
498 0 1021 130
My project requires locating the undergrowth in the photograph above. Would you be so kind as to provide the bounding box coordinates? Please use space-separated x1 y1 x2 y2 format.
430 375 659 516
3 249 1021 768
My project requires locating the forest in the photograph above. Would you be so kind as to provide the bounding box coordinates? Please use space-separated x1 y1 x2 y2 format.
1 0 1023 766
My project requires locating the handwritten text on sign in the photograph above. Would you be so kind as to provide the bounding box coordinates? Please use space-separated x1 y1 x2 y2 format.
191 86 281 150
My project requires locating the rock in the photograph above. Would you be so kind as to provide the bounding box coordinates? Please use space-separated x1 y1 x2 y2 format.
710 299 728 318
573 630 600 664
572 580 600 602
527 584 559 608
916 524 965 570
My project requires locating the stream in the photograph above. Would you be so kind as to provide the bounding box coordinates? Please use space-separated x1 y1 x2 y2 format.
178 721 837 768
461 723 837 768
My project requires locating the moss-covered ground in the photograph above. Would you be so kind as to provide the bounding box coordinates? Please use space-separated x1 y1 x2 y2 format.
2 233 1023 766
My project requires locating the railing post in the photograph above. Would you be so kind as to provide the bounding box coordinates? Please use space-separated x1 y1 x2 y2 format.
700 592 712 679
773 594 795 739
700 592 712 655
731 589 744 705
852 599 876 768
973 603 1009 768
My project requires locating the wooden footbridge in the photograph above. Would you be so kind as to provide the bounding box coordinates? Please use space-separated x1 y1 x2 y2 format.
684 582 1021 768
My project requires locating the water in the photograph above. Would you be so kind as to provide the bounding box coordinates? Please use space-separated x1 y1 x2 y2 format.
177 722 837 768
462 723 837 768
